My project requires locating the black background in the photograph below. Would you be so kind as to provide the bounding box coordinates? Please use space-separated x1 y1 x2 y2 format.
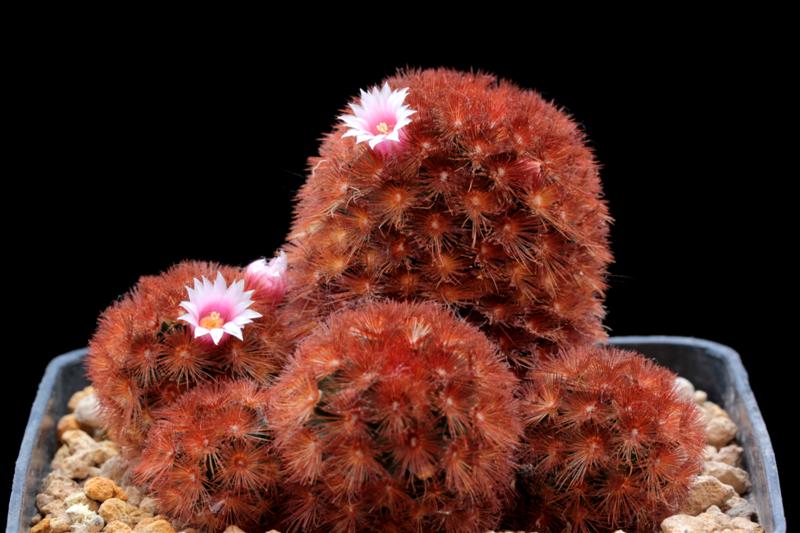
4 22 793 527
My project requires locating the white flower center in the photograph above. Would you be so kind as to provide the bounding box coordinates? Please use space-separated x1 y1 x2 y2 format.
375 121 390 134
200 311 224 329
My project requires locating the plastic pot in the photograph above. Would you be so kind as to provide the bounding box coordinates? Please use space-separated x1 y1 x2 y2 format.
7 337 786 533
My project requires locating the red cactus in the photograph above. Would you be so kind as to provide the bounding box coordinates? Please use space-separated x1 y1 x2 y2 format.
282 68 612 365
87 260 288 452
516 345 705 532
269 301 522 533
132 379 281 532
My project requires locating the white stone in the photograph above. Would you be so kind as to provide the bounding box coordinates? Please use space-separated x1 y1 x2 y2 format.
65 503 104 533
73 393 104 430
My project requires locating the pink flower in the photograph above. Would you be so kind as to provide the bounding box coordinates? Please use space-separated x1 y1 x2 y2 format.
339 82 416 153
245 251 288 302
178 272 261 345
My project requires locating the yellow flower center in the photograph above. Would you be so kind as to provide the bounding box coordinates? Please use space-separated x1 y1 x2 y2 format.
375 121 390 134
200 311 224 329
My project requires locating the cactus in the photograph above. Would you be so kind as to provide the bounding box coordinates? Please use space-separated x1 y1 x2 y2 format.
132 379 281 531
282 68 612 365
87 258 288 452
269 301 522 533
514 345 705 532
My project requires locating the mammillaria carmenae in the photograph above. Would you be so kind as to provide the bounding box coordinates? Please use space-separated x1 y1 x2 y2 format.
269 301 522 533
87 257 288 452
132 380 280 531
515 345 705 532
282 68 612 366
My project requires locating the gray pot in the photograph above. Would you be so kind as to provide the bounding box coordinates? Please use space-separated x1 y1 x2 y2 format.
7 337 786 533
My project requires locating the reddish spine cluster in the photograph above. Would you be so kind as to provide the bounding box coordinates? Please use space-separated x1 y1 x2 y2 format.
133 380 280 532
87 261 288 452
79 69 712 533
516 346 705 532
269 301 522 533
282 68 612 364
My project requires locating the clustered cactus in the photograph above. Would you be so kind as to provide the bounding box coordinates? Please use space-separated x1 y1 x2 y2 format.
133 380 280 531
83 68 706 533
282 68 612 364
515 346 705 532
269 301 521 533
87 260 288 451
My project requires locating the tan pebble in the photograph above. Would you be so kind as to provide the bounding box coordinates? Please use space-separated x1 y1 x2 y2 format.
98 498 142 527
60 430 98 454
702 401 738 447
716 444 744 467
96 440 121 459
68 386 95 411
725 494 758 519
40 472 81 500
674 377 695 400
705 414 738 447
661 505 765 533
35 472 81 515
104 521 134 533
49 514 71 533
65 491 99 511
31 513 43 525
57 415 81 441
84 476 126 502
138 496 158 515
730 515 765 532
702 444 718 460
30 516 50 533
679 475 736 515
661 511 710 532
122 485 142 506
55 434 119 480
52 444 70 467
693 389 708 403
99 455 130 485
132 518 176 533
223 527 246 533
703 401 727 419
703 460 751 494
58 454 97 480
36 494 67 517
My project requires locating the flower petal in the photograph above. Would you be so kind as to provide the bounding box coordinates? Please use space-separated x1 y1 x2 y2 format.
223 322 243 340
178 312 195 323
179 301 198 315
340 83 415 153
209 328 225 345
